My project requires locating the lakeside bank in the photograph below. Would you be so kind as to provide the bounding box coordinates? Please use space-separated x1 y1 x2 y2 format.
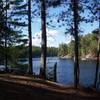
0 74 100 100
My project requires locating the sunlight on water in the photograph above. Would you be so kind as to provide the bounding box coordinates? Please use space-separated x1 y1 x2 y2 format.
21 57 100 88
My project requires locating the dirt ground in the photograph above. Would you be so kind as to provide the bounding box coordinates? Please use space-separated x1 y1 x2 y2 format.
0 74 100 100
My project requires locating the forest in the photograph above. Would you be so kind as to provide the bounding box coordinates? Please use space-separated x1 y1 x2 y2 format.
58 32 98 58
0 32 98 65
0 0 100 99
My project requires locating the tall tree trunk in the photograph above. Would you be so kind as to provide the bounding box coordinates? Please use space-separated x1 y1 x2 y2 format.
27 0 33 74
40 0 47 79
94 41 100 88
72 0 79 88
5 0 8 72
94 10 100 88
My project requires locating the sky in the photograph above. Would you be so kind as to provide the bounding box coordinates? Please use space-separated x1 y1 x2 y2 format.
30 19 98 47
23 1 99 47
31 18 72 47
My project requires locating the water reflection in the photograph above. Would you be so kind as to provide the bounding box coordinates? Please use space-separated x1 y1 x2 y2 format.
31 57 100 87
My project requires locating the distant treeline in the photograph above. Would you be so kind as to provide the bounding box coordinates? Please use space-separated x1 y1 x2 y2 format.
58 33 98 58
32 46 58 57
15 46 58 58
0 32 97 65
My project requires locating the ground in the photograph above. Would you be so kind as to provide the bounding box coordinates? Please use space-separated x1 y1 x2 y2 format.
0 74 100 100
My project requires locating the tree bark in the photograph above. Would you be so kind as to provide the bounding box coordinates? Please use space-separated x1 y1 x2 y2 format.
40 0 47 79
94 41 100 88
5 0 8 72
27 0 33 74
72 0 79 88
94 9 100 88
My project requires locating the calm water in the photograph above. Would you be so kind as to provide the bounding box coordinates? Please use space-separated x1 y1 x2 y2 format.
32 57 100 87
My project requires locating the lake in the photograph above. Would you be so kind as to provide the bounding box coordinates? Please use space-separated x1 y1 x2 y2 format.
27 57 100 87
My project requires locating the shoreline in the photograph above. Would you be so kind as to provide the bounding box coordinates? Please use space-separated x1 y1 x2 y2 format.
0 74 100 100
59 56 99 61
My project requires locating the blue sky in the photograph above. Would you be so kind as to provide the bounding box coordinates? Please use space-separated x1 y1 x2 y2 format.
30 18 98 47
23 1 99 47
31 6 99 47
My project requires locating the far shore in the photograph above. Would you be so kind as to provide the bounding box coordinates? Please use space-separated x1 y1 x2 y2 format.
59 55 99 61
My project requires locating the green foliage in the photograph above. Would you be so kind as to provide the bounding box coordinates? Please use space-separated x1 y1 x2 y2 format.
8 46 58 61
47 47 58 57
58 33 98 58
10 63 28 73
80 33 97 57
67 40 75 57
32 46 58 57
0 0 28 65
58 43 68 57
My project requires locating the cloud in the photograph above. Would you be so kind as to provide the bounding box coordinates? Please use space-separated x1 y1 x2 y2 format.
32 29 72 47
34 18 41 23
32 30 58 47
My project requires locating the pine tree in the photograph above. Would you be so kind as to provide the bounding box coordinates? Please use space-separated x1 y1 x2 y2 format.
27 0 33 74
45 0 99 88
40 0 47 79
0 0 28 70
